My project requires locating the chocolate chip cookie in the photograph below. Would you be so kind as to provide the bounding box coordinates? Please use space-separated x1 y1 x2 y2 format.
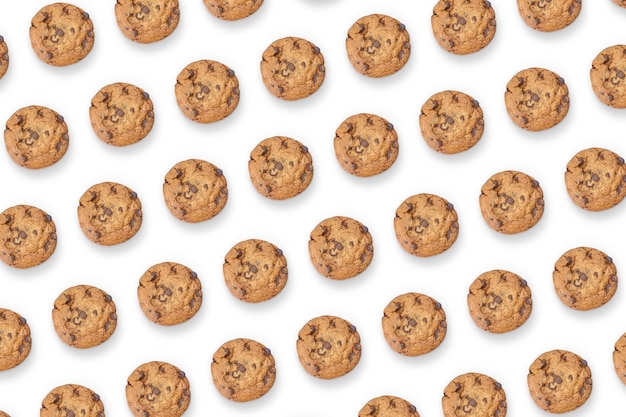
41 384 105 417
0 410 9 417
115 0 180 43
442 373 507 417
29 2 95 66
431 0 496 55
4 105 69 169
0 308 31 371
203 0 264 20
517 0 582 32
590 44 626 108
613 0 626 7
0 35 8 80
613 332 626 384
358 395 420 417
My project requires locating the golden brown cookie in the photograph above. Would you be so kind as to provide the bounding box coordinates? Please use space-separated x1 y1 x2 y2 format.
296 315 361 379
0 204 57 269
431 0 496 55
115 0 180 44
77 182 143 246
0 35 8 80
0 411 9 417
504 67 570 131
613 332 626 384
126 361 190 417
334 113 399 177
358 395 420 417
0 308 31 371
382 292 447 356
137 262 203 325
260 36 325 100
52 284 117 348
4 105 69 169
175 59 240 123
479 170 544 234
223 239 288 303
564 147 626 211
162 159 228 223
308 216 374 280
41 384 105 417
248 136 313 200
590 44 626 108
467 269 532 334
517 0 581 32
527 349 592 413
203 0 263 20
393 193 459 257
89 82 154 146
345 14 411 78
552 247 617 311
613 0 626 7
442 373 507 417
419 90 484 154
29 3 95 66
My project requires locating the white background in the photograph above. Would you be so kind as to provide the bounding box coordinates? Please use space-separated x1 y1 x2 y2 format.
1 0 626 416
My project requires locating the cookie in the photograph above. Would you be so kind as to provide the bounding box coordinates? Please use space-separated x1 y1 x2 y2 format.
0 308 31 371
115 0 180 44
0 35 8 80
0 204 57 269
504 67 569 131
0 411 9 417
613 332 626 384
431 0 496 55
527 349 592 413
29 3 95 66
393 193 459 257
89 82 155 146
552 247 618 311
162 159 228 223
260 36 325 100
564 147 626 211
613 0 626 7
4 105 69 169
77 182 142 246
358 395 420 417
137 261 203 325
203 0 263 20
345 14 410 78
382 292 447 356
590 44 626 108
467 269 532 334
40 384 105 417
52 284 117 348
175 59 240 123
333 113 399 177
479 170 544 234
308 216 374 280
419 90 484 154
126 361 190 417
248 136 313 200
223 239 288 303
442 373 507 417
296 315 361 379
516 0 581 32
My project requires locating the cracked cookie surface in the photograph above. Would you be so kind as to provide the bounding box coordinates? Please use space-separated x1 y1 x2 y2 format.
126 361 190 417
358 395 420 417
203 0 263 20
0 308 31 371
0 35 8 80
590 44 626 108
613 332 626 384
41 384 105 417
431 0 496 55
115 0 180 43
442 373 507 417
517 0 581 32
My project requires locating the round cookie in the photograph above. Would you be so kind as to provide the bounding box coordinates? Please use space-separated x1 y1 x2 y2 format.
358 395 420 417
29 3 95 66
137 261 203 325
0 308 31 371
613 332 626 384
393 193 459 257
89 82 155 146
223 239 288 303
77 182 143 246
211 338 276 402
504 67 570 131
553 246 618 311
260 36 325 100
4 105 69 169
527 349 592 413
516 0 582 32
590 44 626 108
296 315 361 379
203 0 264 20
175 59 240 123
564 147 626 211
115 0 180 44
345 14 411 78
613 0 626 7
467 269 532 334
162 159 228 223
334 113 399 177
126 361 190 417
0 35 8 80
0 204 57 269
382 292 447 356
0 411 9 417
419 90 484 154
41 384 105 417
479 170 544 234
52 284 117 348
442 373 507 417
248 136 313 200
431 0 496 55
308 216 374 280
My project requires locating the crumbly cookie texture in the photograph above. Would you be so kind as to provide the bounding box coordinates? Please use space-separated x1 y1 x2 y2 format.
431 0 496 55
40 384 105 417
613 332 626 384
442 373 507 417
115 0 180 43
516 0 582 32
0 308 32 371
590 44 626 108
0 35 9 79
358 395 420 417
203 0 264 20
